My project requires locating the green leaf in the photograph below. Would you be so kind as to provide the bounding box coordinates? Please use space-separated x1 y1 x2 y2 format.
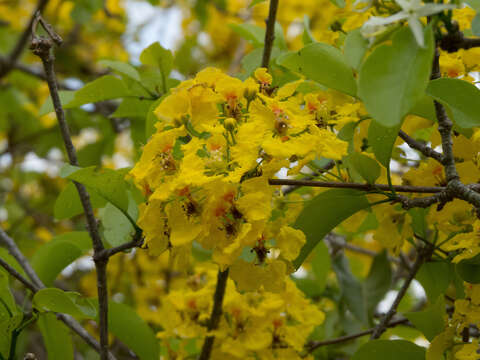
140 42 174 77
66 75 131 108
249 0 266 7
348 153 381 184
332 254 367 324
274 22 288 50
31 232 91 286
302 16 315 45
38 313 74 360
278 43 357 96
368 120 401 168
146 96 165 140
405 297 445 341
416 261 452 302
64 166 132 221
353 340 426 360
38 91 75 116
358 26 434 127
311 241 330 293
426 78 480 128
329 0 346 7
0 248 25 279
229 23 265 47
409 95 436 122
293 189 371 268
472 14 480 36
344 29 368 70
54 181 107 220
365 251 392 319
106 301 159 360
408 208 428 240
99 203 135 248
33 288 97 319
112 98 154 118
98 59 141 82
456 253 480 283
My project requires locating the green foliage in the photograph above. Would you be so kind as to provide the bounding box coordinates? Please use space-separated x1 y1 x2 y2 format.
31 232 91 286
38 313 74 360
333 251 392 325
456 253 480 283
346 153 381 184
106 302 160 360
277 42 357 96
344 29 368 70
405 297 445 341
358 26 434 127
33 288 97 319
416 261 452 302
368 121 401 168
293 188 371 268
353 340 426 359
426 78 480 128
54 181 107 220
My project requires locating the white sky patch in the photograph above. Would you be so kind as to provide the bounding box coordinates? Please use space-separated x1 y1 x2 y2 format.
124 1 182 62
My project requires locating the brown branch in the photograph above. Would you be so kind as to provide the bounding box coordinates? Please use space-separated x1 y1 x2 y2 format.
370 246 432 339
398 130 444 163
0 227 117 360
30 15 110 360
261 0 279 68
269 179 446 193
0 256 37 293
199 268 229 360
95 231 144 261
0 0 50 78
307 317 409 352
439 28 480 53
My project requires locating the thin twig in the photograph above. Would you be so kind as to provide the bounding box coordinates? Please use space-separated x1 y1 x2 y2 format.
269 179 447 193
95 232 144 260
307 317 409 352
398 130 444 163
0 228 117 360
0 228 44 288
261 0 279 68
30 14 110 360
370 246 432 339
0 256 37 293
0 0 49 78
199 268 229 360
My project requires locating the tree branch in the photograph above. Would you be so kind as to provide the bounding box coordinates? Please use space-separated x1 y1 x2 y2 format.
261 0 279 68
0 0 50 78
306 317 409 352
398 130 444 163
0 227 117 360
370 246 432 339
95 231 144 261
30 15 110 360
269 179 447 193
0 256 37 293
199 268 229 360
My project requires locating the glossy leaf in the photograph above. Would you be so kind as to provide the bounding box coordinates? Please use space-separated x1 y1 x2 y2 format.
277 42 357 96
31 232 91 286
33 288 97 319
66 75 131 108
98 59 141 82
99 202 135 248
54 180 107 220
293 188 370 268
426 78 480 128
416 261 452 302
38 313 74 360
456 253 480 284
368 120 401 168
405 297 445 341
348 152 381 184
353 340 426 360
106 301 160 360
344 29 368 70
140 42 174 77
358 26 434 127
311 241 330 293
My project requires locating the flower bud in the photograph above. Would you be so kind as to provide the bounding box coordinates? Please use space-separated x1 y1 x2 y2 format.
224 117 237 131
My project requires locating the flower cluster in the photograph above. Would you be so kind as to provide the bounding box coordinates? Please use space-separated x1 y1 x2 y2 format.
129 67 347 285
